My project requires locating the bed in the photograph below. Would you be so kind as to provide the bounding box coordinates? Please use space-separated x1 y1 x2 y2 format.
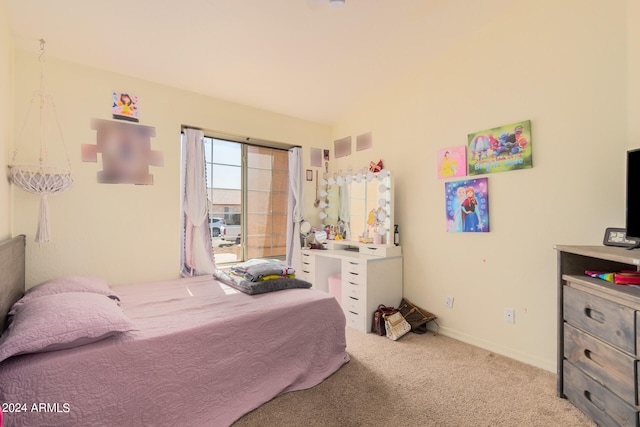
0 235 349 427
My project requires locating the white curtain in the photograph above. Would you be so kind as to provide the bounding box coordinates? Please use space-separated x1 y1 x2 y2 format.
286 147 303 270
180 128 216 277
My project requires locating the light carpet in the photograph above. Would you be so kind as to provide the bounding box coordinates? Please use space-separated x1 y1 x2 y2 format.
233 327 594 426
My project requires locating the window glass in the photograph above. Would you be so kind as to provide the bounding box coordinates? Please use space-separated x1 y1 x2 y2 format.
204 137 288 264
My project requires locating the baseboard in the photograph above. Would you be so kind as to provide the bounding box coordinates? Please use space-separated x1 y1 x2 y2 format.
432 324 556 373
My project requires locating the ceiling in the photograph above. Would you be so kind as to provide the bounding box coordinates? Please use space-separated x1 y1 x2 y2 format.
6 0 516 125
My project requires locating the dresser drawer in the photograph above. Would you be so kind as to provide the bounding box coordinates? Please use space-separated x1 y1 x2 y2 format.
564 286 636 354
563 360 638 427
345 309 366 331
564 323 637 404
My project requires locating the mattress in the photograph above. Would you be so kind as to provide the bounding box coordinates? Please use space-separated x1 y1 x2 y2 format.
0 275 349 426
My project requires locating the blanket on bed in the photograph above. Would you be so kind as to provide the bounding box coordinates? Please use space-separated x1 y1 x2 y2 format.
0 275 348 427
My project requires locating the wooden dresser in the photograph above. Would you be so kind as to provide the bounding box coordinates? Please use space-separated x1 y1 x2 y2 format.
556 245 640 426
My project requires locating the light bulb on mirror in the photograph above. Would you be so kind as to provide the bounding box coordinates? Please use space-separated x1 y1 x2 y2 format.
378 170 389 179
366 172 374 182
378 198 386 207
319 212 328 219
377 225 386 236
320 178 328 186
379 184 388 193
336 175 344 186
377 211 386 222
320 190 328 197
319 201 328 208
345 174 352 184
328 177 336 185
355 172 362 183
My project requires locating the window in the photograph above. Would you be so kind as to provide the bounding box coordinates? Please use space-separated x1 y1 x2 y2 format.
203 136 289 264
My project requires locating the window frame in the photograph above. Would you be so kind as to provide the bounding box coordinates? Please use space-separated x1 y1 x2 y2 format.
192 128 297 265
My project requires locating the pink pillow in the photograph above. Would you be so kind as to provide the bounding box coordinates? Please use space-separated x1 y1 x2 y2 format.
0 292 136 362
12 277 119 313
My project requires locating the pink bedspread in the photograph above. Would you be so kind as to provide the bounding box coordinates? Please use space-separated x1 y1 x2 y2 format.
0 275 349 426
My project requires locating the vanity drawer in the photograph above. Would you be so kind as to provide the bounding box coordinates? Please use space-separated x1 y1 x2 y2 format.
344 260 366 275
358 245 401 257
345 309 366 331
564 323 637 404
343 294 366 314
564 286 636 354
301 255 315 268
563 360 638 427
344 270 366 286
343 280 364 298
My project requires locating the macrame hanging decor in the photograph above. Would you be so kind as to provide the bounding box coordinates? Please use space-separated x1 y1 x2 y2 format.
9 39 73 243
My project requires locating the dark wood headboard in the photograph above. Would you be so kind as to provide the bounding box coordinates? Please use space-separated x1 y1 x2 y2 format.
0 235 26 334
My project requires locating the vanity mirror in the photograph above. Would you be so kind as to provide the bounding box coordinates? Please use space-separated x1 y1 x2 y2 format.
318 170 394 245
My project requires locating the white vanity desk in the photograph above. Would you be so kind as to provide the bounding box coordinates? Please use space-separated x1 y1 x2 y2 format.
299 240 403 333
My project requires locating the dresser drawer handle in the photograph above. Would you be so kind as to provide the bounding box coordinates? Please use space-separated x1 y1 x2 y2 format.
349 310 359 315
348 296 359 301
584 390 605 412
583 349 603 367
366 247 378 251
348 281 359 286
585 307 605 323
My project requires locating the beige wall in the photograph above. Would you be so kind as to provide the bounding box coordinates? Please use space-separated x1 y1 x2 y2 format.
6 0 637 371
329 0 629 371
0 2 13 240
11 51 330 287
629 0 640 148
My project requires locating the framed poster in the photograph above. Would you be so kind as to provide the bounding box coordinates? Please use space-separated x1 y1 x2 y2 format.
467 120 532 175
445 177 489 233
112 91 139 122
437 146 466 179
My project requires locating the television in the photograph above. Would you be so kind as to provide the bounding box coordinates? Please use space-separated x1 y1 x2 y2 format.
626 149 640 246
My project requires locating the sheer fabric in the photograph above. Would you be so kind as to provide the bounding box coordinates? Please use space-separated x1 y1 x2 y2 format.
286 147 303 271
181 128 216 276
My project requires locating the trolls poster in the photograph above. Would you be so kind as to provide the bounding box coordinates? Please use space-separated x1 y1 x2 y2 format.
467 120 532 175
445 178 489 233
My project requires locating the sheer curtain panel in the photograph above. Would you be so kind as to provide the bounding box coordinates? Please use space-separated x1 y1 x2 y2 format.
286 147 303 271
181 128 216 276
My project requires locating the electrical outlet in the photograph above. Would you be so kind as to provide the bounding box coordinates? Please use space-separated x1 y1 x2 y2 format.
504 308 515 324
445 296 454 308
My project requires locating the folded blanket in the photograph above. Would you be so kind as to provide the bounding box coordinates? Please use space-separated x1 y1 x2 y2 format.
214 271 311 295
230 259 295 282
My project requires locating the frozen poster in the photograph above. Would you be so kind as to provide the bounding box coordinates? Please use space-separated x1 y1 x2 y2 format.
445 178 489 233
112 91 139 122
467 120 532 175
437 146 466 179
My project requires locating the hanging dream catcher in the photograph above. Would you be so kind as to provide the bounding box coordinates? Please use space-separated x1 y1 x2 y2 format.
9 39 73 243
